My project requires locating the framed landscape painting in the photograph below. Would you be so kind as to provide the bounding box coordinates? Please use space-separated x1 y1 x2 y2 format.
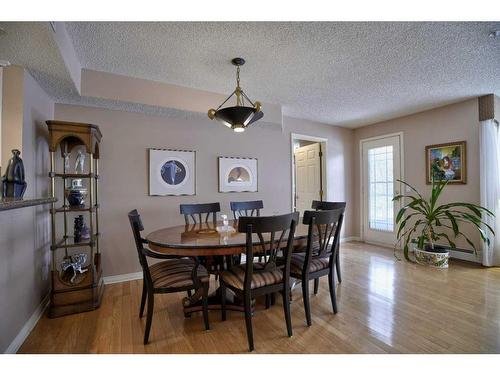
149 148 196 195
218 156 258 193
425 141 466 184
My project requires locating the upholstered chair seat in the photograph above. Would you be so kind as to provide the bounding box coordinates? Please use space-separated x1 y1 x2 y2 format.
220 263 283 290
289 254 330 276
149 259 210 289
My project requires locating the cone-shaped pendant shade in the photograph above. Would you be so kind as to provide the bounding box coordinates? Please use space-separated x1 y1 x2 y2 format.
215 106 258 128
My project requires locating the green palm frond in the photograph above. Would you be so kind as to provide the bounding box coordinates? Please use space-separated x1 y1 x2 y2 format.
393 178 495 262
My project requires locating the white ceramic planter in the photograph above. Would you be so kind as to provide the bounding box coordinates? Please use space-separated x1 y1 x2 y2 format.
413 244 449 269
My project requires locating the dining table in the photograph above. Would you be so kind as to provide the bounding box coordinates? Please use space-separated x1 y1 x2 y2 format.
146 219 310 316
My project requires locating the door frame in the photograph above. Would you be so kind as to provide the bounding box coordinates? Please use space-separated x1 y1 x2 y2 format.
359 132 405 244
290 133 328 212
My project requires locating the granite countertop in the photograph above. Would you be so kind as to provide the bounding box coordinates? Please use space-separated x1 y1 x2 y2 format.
0 197 57 211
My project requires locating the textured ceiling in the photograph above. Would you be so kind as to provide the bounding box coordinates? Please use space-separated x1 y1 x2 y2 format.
2 22 500 128
65 22 500 127
0 22 78 99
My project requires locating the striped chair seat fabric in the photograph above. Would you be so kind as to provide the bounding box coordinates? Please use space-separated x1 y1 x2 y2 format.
220 262 283 290
289 253 330 276
149 258 209 289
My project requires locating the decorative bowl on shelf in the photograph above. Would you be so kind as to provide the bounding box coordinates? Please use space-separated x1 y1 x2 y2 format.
65 178 87 207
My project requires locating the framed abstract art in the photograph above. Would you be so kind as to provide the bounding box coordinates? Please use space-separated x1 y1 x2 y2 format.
425 141 466 184
218 156 258 193
149 148 196 195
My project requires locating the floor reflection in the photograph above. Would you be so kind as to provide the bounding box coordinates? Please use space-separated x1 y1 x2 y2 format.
367 255 395 345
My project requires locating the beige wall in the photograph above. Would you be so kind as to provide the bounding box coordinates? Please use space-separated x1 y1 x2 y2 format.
53 104 355 277
353 99 481 251
0 70 53 353
1 66 24 168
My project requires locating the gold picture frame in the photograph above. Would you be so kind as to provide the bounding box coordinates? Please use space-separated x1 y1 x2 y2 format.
425 141 466 184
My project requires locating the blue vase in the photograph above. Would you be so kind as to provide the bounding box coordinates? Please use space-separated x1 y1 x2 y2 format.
1 149 27 199
65 179 87 207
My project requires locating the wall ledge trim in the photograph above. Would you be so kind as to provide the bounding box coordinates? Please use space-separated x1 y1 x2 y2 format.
4 293 50 354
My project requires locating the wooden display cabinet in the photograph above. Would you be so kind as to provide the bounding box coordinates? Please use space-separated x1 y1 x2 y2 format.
46 120 104 318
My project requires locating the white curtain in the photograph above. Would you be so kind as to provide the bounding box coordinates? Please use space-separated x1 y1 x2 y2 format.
479 119 500 266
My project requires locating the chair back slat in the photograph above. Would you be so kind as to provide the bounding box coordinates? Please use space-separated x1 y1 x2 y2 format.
128 209 152 283
311 201 346 259
180 202 221 225
302 208 344 266
238 212 298 290
230 200 264 220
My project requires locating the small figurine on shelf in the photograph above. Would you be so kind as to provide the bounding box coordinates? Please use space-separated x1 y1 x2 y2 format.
1 149 27 199
74 215 90 243
65 150 88 207
81 220 91 242
63 152 70 171
61 253 88 284
75 150 85 174
74 215 83 242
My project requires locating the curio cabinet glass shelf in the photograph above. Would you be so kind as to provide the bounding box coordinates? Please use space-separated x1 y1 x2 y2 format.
46 120 104 318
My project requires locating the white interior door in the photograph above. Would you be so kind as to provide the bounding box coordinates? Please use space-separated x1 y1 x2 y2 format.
294 142 321 214
362 134 402 246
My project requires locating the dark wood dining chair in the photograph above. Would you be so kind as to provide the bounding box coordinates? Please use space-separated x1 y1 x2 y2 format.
290 208 344 326
219 212 298 351
311 200 346 285
128 209 210 344
180 202 221 225
231 200 265 263
230 200 264 220
180 202 222 276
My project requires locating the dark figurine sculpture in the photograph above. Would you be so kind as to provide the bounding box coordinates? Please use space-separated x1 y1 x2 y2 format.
1 149 27 198
74 215 84 242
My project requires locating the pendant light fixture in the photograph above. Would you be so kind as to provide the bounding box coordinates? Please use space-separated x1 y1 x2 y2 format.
208 57 263 132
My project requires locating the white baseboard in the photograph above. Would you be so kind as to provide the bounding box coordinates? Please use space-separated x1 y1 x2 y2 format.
341 236 361 243
4 293 50 354
103 271 142 285
449 249 481 263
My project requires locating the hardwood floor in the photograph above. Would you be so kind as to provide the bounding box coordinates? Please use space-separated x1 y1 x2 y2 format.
19 242 500 353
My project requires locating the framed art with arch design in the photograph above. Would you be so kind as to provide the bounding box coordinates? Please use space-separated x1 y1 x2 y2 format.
218 156 258 193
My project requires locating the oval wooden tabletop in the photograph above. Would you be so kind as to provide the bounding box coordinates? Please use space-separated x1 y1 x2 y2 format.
146 220 310 256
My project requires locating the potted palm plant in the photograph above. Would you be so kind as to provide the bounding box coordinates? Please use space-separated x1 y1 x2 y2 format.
393 178 494 268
